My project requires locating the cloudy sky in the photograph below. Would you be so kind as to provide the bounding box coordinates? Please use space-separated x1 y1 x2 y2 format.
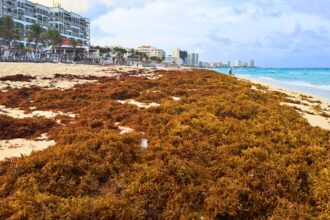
33 0 330 67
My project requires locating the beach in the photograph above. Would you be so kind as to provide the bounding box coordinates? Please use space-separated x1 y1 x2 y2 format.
0 63 164 91
213 68 330 130
0 63 330 218
0 63 329 161
236 75 330 130
214 68 330 100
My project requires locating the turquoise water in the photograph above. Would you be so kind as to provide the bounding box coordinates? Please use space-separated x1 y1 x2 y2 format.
214 68 330 100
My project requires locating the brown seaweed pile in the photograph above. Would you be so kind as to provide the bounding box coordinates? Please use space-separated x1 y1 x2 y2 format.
0 69 330 219
0 74 36 82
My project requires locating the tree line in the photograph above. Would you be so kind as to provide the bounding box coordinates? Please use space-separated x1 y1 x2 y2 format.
108 47 165 64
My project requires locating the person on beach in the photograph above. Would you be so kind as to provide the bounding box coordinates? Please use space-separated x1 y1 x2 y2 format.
229 68 234 75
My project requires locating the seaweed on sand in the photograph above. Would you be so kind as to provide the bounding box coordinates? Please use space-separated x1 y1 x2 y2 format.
0 69 330 219
0 74 36 82
0 115 56 139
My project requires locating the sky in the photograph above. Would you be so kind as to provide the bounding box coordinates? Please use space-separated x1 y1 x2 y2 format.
32 0 330 67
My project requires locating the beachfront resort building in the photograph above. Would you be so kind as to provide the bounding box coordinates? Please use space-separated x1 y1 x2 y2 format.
0 0 90 47
136 45 166 60
164 55 177 64
187 53 199 67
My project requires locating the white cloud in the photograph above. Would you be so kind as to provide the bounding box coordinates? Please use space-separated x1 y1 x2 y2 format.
93 1 330 58
31 0 112 13
32 0 154 13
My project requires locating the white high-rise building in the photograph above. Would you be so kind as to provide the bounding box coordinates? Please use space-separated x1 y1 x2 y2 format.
235 60 242 67
0 0 90 46
172 49 180 58
187 53 199 67
250 60 255 67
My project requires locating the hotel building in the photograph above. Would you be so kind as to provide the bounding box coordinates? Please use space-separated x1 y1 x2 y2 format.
0 0 90 47
137 45 166 59
235 60 242 68
187 53 199 67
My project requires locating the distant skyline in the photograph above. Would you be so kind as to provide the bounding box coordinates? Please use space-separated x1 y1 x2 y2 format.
33 0 330 68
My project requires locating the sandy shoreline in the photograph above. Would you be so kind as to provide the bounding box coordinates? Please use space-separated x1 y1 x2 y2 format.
236 75 330 130
0 63 166 91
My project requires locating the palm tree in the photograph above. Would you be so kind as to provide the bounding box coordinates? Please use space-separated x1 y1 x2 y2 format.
113 47 127 64
0 16 17 49
0 17 5 57
29 24 45 52
150 56 163 63
142 52 149 62
45 29 63 54
69 39 78 61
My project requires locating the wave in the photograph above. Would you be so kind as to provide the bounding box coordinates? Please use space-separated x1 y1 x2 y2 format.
237 74 330 92
280 80 330 92
236 75 276 82
236 74 252 78
257 76 277 81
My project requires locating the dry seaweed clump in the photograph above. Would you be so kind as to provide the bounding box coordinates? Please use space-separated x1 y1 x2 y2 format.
0 115 56 139
0 74 36 82
0 69 330 219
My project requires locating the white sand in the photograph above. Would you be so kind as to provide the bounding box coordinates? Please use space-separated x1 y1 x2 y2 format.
118 99 160 109
171 96 181 101
0 63 162 91
115 122 134 134
118 126 134 134
0 134 55 161
0 105 75 119
238 76 330 130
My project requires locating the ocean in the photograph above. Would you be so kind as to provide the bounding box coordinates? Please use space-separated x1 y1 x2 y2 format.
214 68 330 100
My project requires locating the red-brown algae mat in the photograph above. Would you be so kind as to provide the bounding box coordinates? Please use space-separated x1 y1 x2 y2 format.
0 67 330 219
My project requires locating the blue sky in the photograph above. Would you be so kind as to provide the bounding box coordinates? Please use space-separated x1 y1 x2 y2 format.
34 0 330 67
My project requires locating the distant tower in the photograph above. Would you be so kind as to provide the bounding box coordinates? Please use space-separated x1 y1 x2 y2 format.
250 60 255 68
235 60 242 68
172 49 180 58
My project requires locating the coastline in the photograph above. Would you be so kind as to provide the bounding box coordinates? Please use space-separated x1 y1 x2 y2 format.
235 74 330 130
213 68 330 101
